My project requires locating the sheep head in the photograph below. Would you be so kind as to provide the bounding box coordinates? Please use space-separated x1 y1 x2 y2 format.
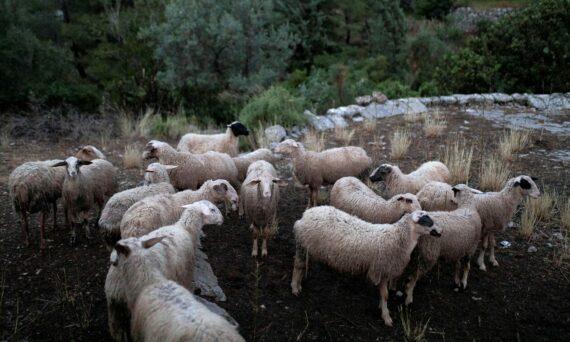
52 157 92 178
144 163 177 185
143 140 169 160
110 236 165 267
76 145 105 161
248 176 287 199
228 121 250 137
451 184 482 206
274 139 302 156
369 164 392 182
513 175 540 199
182 200 224 226
410 210 441 237
394 193 422 213
208 180 239 211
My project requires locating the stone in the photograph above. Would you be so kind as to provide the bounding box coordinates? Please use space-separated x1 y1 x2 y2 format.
511 93 527 105
527 245 537 253
482 93 495 103
547 93 570 110
193 249 226 301
526 94 548 110
304 110 334 131
397 98 428 115
264 125 287 143
439 95 458 105
552 232 564 240
326 104 364 118
355 95 373 106
327 114 348 128
372 91 388 104
418 97 435 105
491 93 513 103
455 94 471 105
352 116 364 122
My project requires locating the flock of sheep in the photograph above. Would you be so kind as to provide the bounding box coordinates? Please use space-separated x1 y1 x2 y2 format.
7 120 541 340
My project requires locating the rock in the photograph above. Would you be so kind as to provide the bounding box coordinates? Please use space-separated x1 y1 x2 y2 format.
491 93 513 103
552 232 564 240
264 125 287 143
418 97 435 105
352 116 364 122
193 249 226 301
372 91 388 104
548 93 570 111
397 98 428 114
455 94 471 105
499 240 511 248
469 94 486 104
327 114 348 128
304 110 334 131
439 95 458 106
511 93 527 105
482 93 496 103
355 95 373 106
527 246 537 253
526 94 548 110
326 105 364 118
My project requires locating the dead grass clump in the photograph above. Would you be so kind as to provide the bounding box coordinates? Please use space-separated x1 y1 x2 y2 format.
561 198 570 232
498 128 531 161
520 190 556 239
119 112 136 138
123 145 142 169
363 120 377 132
390 129 411 160
520 200 539 239
136 107 155 138
479 155 510 191
303 129 325 152
443 139 474 184
334 125 355 145
0 124 11 150
404 112 422 123
423 114 447 138
400 307 430 342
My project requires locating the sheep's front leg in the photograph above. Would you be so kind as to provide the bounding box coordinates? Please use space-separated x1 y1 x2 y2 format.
488 233 499 267
311 187 319 207
379 279 393 327
21 213 30 247
261 226 269 257
251 224 259 257
291 244 306 296
40 211 47 250
52 201 58 229
477 234 488 271
461 256 471 290
405 268 423 306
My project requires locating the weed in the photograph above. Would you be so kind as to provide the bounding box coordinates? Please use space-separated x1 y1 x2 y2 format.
400 307 430 342
123 144 142 169
499 128 531 161
390 129 411 159
479 155 510 191
443 138 474 184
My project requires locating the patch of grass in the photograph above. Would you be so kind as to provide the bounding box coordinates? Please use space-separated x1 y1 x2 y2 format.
390 129 411 160
119 111 136 138
400 307 430 342
150 112 189 140
443 139 474 184
561 197 570 232
528 189 556 222
303 129 325 152
251 122 269 149
520 198 539 239
334 125 355 145
498 128 531 161
363 120 377 133
98 130 112 151
404 111 422 123
136 107 155 138
0 124 11 150
423 114 447 138
239 86 306 128
479 155 510 191
123 145 142 169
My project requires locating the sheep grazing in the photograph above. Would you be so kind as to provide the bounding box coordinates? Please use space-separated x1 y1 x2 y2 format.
417 181 482 211
75 145 106 161
106 201 226 341
291 207 441 326
330 176 421 224
274 139 372 207
99 163 177 249
233 148 280 182
120 179 238 238
240 160 287 257
143 140 238 190
177 121 250 157
404 184 482 305
52 157 117 245
369 161 450 198
465 175 540 271
8 160 67 249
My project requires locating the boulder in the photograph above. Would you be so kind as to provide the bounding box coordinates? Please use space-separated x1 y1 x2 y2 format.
304 110 335 131
355 95 373 106
372 91 388 104
326 104 364 118
327 114 348 128
264 125 287 143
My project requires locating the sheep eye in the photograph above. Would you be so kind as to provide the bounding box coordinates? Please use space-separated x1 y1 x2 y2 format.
405 199 412 203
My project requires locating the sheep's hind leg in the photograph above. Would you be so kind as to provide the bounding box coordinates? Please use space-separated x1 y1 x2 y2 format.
477 234 488 271
21 213 30 247
52 201 58 229
261 226 269 257
461 256 471 290
488 233 499 267
379 279 393 327
251 225 259 257
291 244 306 296
405 268 423 306
39 210 47 250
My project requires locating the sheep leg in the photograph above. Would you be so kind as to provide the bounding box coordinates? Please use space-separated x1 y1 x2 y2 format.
306 188 313 208
405 268 423 306
52 201 58 229
488 233 499 267
453 260 462 289
21 213 30 247
251 225 259 257
39 211 47 250
477 234 488 271
291 243 306 296
379 280 393 327
261 226 269 257
461 256 471 290
312 188 319 207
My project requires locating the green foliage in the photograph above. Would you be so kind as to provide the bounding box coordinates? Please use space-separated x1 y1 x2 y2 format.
377 79 418 99
366 1 407 64
406 30 450 88
239 86 306 128
149 113 189 140
435 48 497 93
415 0 455 19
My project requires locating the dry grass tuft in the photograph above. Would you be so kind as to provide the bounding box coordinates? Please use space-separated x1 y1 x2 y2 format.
123 145 142 169
98 130 112 151
498 128 531 161
400 307 430 342
303 129 325 152
0 124 11 150
363 120 377 132
479 155 510 191
520 200 539 239
119 112 136 138
443 139 474 184
136 107 155 138
404 112 422 123
562 198 570 232
423 114 447 138
520 190 556 239
334 125 355 145
390 129 411 160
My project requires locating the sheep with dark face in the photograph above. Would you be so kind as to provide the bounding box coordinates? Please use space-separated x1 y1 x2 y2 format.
177 121 250 157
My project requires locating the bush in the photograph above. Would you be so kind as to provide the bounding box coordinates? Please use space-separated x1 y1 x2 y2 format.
239 86 306 128
377 79 418 99
435 48 497 94
415 0 455 19
406 30 449 88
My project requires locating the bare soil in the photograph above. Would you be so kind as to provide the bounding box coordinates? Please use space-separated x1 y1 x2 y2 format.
0 109 568 341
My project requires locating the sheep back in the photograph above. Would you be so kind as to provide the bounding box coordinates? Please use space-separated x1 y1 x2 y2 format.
233 148 276 181
417 181 456 211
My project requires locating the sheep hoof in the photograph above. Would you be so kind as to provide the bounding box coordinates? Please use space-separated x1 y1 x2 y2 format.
382 315 393 327
251 250 258 257
405 297 413 306
490 259 499 267
291 285 301 296
478 264 487 272
261 249 268 257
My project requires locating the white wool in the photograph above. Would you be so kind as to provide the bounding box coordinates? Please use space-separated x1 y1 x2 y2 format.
177 127 240 156
371 161 450 198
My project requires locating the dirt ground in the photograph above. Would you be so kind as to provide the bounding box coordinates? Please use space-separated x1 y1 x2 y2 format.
0 108 569 341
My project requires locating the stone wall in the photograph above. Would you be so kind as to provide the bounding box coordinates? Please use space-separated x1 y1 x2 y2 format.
450 6 515 32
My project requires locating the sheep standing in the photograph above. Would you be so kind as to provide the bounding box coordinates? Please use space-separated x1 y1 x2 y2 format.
120 179 238 238
274 139 372 207
52 157 117 244
330 177 421 223
143 140 238 190
75 145 106 161
466 176 540 271
106 201 225 341
417 181 482 211
404 184 482 305
99 163 177 248
8 160 66 249
177 121 249 157
369 161 450 198
233 148 280 182
240 161 286 257
291 207 441 326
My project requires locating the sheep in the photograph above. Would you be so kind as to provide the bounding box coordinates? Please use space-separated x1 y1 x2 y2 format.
274 139 372 207
143 140 238 190
417 181 482 211
75 145 106 161
239 160 287 257
404 184 482 305
52 157 117 245
98 163 177 249
330 176 421 224
120 179 238 238
106 201 225 341
177 121 250 157
290 207 441 326
369 161 450 198
464 175 540 271
233 148 280 182
8 160 66 249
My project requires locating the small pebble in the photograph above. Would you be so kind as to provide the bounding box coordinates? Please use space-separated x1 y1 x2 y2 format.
396 291 403 297
527 246 537 253
552 232 564 240
500 241 511 248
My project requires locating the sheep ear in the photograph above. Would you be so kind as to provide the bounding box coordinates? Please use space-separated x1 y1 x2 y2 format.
213 183 228 194
52 161 68 167
163 165 178 170
452 187 460 196
531 176 538 181
519 178 531 189
77 160 92 166
248 179 261 186
396 196 404 201
142 236 164 249
115 243 131 257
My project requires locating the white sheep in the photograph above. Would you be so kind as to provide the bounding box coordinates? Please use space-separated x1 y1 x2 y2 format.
120 179 238 238
75 145 106 161
240 160 286 257
274 139 372 207
106 201 225 341
330 176 421 223
143 140 238 190
177 121 250 157
291 207 441 326
404 184 482 305
369 161 450 198
233 148 280 182
467 175 540 271
8 160 66 249
417 181 482 211
99 163 177 248
52 157 117 245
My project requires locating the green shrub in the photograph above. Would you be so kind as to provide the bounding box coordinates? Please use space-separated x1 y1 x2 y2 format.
239 86 306 128
415 0 454 19
377 79 418 99
298 69 338 114
406 30 449 88
418 81 440 96
150 113 189 140
435 48 498 94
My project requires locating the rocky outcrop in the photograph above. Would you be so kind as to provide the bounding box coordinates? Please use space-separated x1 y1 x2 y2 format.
450 7 515 33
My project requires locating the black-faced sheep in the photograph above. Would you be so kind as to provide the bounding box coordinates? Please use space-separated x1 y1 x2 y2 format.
177 121 249 157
